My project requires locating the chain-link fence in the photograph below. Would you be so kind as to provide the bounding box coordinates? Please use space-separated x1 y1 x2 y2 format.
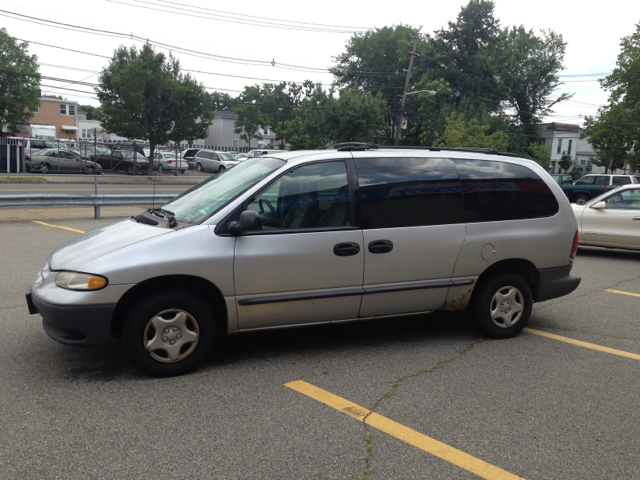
0 173 208 222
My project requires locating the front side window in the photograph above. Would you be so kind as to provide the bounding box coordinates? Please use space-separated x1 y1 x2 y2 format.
355 157 463 229
602 188 640 209
246 161 350 230
164 157 284 224
576 176 595 185
455 159 559 222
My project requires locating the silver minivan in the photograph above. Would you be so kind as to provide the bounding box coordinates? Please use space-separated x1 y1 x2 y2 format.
26 147 581 376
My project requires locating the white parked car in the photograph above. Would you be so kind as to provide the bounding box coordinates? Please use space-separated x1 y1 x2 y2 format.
572 184 640 251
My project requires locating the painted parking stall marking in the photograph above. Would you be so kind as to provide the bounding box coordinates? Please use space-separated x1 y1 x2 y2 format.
33 221 85 233
285 380 525 480
524 328 640 361
606 289 640 299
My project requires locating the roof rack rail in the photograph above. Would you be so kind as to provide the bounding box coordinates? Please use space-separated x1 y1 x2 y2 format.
377 146 521 158
317 142 380 151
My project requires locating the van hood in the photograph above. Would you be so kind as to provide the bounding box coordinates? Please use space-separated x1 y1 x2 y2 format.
48 219 172 271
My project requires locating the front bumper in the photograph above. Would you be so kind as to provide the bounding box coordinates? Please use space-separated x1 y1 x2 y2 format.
26 285 116 347
536 265 581 302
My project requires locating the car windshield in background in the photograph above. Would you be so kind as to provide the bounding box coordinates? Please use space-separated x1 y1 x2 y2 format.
163 157 285 224
219 153 236 160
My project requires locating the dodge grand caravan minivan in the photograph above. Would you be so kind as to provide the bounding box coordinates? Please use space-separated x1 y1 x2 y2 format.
26 146 581 376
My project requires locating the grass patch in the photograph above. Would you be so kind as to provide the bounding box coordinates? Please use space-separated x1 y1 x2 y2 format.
0 176 46 183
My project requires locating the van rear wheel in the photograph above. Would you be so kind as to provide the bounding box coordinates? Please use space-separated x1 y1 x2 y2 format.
122 290 216 377
468 274 532 339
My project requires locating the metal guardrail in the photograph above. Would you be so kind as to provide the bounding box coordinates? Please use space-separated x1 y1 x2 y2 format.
0 194 176 219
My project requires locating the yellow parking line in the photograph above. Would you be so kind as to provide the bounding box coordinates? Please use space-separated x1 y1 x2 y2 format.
606 289 640 298
284 380 525 480
524 328 640 361
33 221 85 233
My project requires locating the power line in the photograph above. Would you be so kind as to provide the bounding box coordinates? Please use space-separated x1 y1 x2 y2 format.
107 0 366 34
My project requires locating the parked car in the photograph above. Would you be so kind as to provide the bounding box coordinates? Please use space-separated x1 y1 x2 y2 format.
572 184 640 251
27 148 103 174
235 153 248 161
244 149 285 159
27 147 581 377
153 151 188 174
89 149 149 174
182 148 202 169
192 150 227 173
218 152 239 168
25 139 59 153
562 174 639 205
550 174 573 186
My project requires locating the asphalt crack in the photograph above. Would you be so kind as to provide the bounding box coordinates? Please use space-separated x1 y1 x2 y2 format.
350 340 480 480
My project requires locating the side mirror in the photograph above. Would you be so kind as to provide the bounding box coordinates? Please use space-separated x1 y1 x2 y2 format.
229 210 262 234
591 201 606 209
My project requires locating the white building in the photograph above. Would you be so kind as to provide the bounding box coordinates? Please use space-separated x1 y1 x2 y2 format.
536 123 597 174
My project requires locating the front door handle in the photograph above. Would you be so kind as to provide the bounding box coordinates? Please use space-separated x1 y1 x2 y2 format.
368 240 394 254
634 217 640 221
333 242 360 257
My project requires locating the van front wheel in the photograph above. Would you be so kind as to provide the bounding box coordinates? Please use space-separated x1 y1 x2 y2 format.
469 274 532 339
122 290 216 377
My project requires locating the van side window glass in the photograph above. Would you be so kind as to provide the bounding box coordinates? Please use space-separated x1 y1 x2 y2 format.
454 159 559 222
354 157 463 229
247 161 350 230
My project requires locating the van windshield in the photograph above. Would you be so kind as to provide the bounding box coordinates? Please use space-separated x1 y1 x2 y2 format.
163 157 285 224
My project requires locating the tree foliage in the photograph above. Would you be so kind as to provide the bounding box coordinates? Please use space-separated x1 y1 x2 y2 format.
583 22 640 173
79 104 103 121
432 113 509 151
0 28 40 128
96 43 213 166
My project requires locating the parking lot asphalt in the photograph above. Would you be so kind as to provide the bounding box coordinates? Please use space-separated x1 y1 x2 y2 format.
1 218 639 479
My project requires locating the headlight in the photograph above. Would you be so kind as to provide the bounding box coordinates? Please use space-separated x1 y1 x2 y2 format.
55 271 108 291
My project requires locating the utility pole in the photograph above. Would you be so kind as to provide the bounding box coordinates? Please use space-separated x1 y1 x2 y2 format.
394 30 421 146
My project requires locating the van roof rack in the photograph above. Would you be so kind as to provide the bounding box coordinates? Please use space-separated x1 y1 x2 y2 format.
318 142 380 151
377 146 522 158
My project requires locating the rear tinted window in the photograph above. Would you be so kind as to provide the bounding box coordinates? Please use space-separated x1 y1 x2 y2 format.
355 157 464 229
612 176 631 186
454 159 559 222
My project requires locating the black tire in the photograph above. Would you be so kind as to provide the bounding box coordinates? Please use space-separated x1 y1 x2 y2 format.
158 164 164 173
122 290 216 377
218 165 226 173
180 169 186 174
573 194 589 205
196 163 203 172
86 166 95 175
468 273 532 339
41 163 50 174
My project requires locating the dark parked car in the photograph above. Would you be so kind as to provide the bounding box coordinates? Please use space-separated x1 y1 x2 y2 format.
89 149 149 174
181 148 202 170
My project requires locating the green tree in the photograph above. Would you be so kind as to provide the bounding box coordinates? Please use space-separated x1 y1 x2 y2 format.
96 43 213 168
79 104 103 121
498 26 571 134
523 142 551 168
584 22 640 173
428 0 502 107
0 28 40 128
582 105 631 173
558 152 573 173
331 24 425 144
432 113 509 151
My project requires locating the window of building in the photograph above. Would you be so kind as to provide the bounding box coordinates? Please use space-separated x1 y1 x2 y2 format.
557 138 562 155
454 159 559 222
33 106 39 114
355 157 464 229
567 139 572 155
82 129 87 138
59 104 76 116
232 139 238 149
